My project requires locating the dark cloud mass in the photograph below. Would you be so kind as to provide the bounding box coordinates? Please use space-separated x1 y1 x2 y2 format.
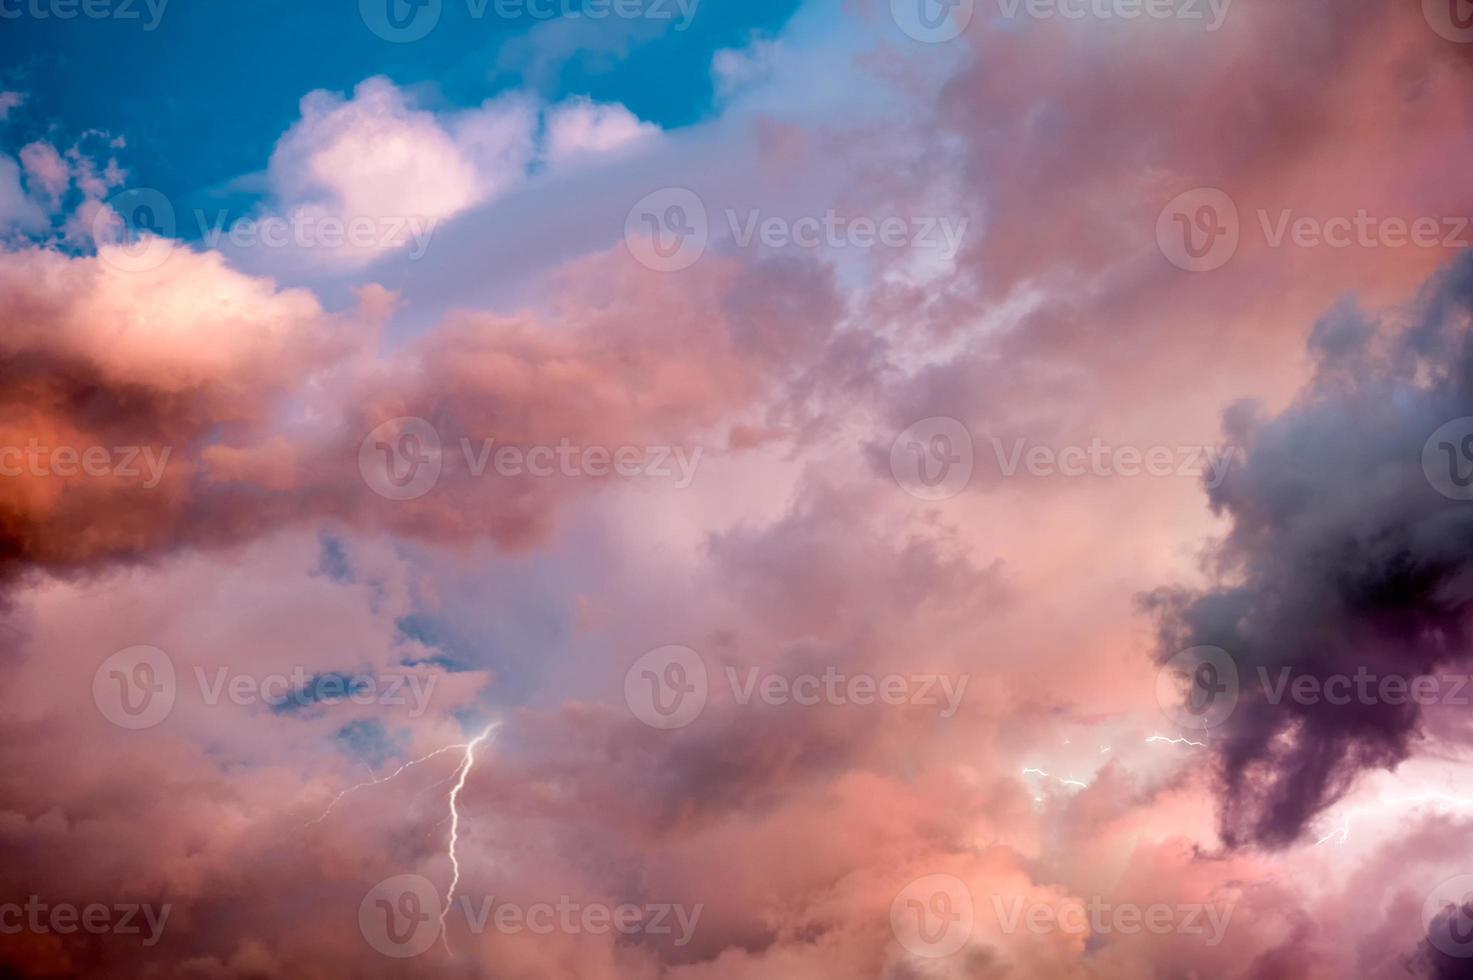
1151 255 1473 848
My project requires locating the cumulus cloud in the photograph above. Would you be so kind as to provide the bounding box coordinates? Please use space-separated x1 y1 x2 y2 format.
1149 254 1473 849
542 97 659 167
255 77 659 266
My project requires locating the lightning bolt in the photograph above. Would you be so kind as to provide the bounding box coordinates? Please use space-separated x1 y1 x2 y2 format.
440 723 498 953
1145 733 1206 748
1313 789 1473 847
1020 767 1089 791
303 742 470 827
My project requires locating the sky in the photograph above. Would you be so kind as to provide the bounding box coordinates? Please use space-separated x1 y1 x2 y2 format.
5 0 1473 977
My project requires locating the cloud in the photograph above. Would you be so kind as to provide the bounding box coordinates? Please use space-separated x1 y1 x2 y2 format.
1148 254 1473 848
542 97 659 168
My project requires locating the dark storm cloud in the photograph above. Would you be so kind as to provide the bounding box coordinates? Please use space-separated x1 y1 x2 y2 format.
1148 255 1473 848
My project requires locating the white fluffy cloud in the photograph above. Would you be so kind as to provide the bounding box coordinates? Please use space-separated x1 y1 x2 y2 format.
259 77 659 266
542 96 659 167
268 77 532 227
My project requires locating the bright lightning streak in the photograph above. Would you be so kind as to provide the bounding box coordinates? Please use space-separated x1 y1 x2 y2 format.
1313 790 1473 847
1145 734 1206 747
1021 767 1089 792
440 723 497 953
303 743 469 827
